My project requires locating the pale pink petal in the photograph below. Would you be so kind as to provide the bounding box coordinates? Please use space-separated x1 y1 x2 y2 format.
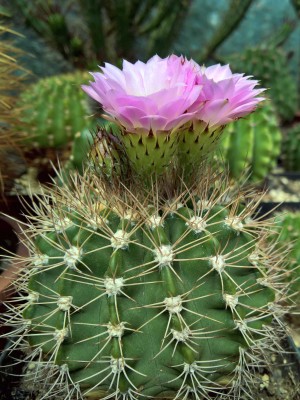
82 55 265 133
139 115 168 132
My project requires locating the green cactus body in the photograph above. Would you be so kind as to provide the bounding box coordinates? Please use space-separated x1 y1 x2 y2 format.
16 72 94 148
12 171 284 399
219 102 281 181
282 124 300 172
229 47 298 122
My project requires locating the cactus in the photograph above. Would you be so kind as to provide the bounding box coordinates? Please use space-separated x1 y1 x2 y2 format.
16 72 94 148
1 56 293 399
282 124 300 172
229 47 298 122
272 211 300 304
218 101 282 182
2 167 290 399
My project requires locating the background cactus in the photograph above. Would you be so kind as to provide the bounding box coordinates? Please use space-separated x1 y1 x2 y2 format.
282 124 300 172
2 168 289 399
229 46 298 122
271 211 300 304
217 101 282 182
16 72 94 149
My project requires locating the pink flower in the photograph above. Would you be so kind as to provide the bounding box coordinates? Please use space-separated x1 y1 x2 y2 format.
82 55 202 134
82 57 265 135
194 64 265 127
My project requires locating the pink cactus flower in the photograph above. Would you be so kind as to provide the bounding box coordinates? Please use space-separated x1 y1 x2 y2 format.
82 55 202 134
194 64 265 127
82 56 265 134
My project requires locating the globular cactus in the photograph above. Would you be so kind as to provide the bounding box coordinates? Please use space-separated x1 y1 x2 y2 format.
16 72 94 148
1 56 292 399
229 47 298 122
282 124 300 172
218 101 282 182
2 170 289 399
272 211 300 303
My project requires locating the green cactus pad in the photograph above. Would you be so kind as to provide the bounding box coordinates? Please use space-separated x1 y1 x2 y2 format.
16 72 94 148
218 101 282 181
229 47 298 122
282 124 300 172
8 170 286 399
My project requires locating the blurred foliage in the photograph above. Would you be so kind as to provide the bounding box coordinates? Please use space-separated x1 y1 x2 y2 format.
11 0 191 68
0 18 29 194
291 0 300 17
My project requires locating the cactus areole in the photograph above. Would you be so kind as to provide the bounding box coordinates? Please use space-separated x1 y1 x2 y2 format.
2 56 289 399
